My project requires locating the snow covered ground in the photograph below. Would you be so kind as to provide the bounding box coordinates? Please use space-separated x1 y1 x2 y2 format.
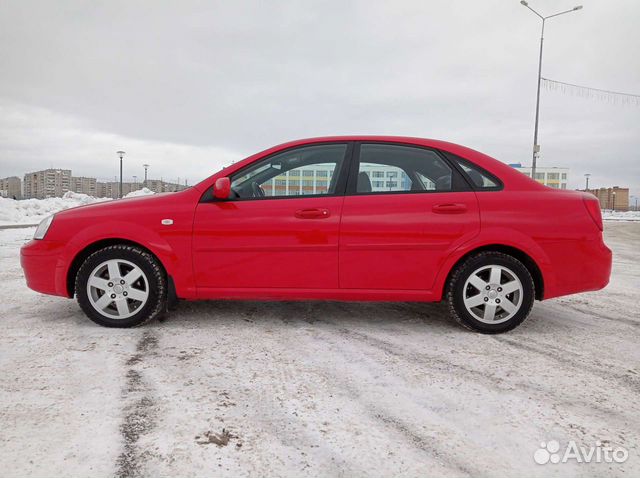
0 223 638 477
602 210 640 221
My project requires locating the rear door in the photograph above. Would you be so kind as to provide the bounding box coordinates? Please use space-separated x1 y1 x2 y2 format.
339 142 480 291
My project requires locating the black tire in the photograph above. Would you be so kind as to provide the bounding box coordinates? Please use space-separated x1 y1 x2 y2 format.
75 245 167 328
447 251 535 334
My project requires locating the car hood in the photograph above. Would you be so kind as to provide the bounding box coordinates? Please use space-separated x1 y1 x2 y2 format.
54 192 180 220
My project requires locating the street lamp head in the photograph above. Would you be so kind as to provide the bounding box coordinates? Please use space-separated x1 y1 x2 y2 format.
573 5 583 10
520 0 528 5
117 150 126 159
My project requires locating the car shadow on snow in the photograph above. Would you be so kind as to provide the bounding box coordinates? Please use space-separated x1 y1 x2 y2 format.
50 296 552 334
148 299 547 335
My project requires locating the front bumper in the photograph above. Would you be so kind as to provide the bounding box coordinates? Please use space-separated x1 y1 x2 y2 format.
20 239 70 297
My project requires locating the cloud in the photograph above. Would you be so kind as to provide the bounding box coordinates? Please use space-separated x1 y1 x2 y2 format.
0 0 638 195
0 100 240 184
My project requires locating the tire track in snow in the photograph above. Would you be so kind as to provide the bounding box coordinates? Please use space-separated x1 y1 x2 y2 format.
316 320 640 446
492 335 640 394
115 331 159 478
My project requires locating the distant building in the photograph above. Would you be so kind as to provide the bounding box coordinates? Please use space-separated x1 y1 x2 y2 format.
95 181 141 198
0 176 22 199
583 186 629 211
23 169 72 199
144 179 187 194
509 163 569 189
95 181 115 199
94 179 185 198
70 176 97 196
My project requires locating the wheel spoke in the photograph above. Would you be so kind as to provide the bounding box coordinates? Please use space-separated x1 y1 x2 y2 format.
483 304 497 321
500 298 518 314
94 293 113 311
123 267 143 285
502 280 520 295
107 261 120 280
464 294 486 308
468 274 487 291
88 276 110 291
489 267 502 285
115 298 130 316
127 288 147 302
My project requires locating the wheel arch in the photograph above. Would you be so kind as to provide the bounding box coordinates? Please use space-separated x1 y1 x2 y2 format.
66 238 168 297
443 244 544 301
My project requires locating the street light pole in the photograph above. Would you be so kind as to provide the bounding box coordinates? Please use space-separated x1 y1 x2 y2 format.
117 151 126 198
520 1 583 179
584 173 591 190
143 164 149 187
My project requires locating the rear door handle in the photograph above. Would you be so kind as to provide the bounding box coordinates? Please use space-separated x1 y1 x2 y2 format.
432 203 467 214
295 208 331 219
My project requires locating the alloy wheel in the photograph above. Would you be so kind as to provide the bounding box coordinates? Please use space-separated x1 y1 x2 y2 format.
462 265 523 324
86 259 149 319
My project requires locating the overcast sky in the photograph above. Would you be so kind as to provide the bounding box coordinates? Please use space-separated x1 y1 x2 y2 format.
0 0 638 196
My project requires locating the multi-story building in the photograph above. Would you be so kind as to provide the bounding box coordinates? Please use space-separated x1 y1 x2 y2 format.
23 169 72 199
96 181 141 198
95 181 115 199
0 176 22 199
509 163 569 189
584 186 629 211
144 179 187 194
94 179 185 198
70 176 97 196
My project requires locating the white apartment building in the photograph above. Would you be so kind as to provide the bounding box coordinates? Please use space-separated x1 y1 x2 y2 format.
510 163 569 189
23 169 72 199
70 176 97 196
0 176 22 199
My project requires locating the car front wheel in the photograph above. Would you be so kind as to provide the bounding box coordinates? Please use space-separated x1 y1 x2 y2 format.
75 245 166 328
447 251 535 333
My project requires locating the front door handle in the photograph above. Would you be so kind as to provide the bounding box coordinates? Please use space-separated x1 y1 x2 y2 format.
295 208 331 219
432 203 467 214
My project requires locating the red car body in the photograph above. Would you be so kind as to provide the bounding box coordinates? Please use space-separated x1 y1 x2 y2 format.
21 136 611 307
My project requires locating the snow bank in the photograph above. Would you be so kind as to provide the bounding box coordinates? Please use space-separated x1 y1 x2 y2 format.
602 210 640 222
0 193 108 226
0 189 159 226
124 187 155 198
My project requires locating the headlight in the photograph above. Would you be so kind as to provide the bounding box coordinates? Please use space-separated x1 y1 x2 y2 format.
34 215 54 240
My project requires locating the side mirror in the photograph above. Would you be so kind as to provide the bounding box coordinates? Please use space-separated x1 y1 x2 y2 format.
213 177 231 200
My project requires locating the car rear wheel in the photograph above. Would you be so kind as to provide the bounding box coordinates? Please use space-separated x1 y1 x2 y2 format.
447 251 535 333
75 245 166 328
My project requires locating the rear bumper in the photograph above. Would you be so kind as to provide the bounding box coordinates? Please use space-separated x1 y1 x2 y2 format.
20 239 70 297
543 237 612 299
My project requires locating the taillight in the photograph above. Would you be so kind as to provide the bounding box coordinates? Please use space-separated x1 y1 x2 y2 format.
582 196 603 231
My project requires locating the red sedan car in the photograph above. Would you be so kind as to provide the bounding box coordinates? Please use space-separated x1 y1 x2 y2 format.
21 137 611 333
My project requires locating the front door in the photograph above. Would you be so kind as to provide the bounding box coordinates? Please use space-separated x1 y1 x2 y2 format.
339 143 480 291
193 143 351 290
